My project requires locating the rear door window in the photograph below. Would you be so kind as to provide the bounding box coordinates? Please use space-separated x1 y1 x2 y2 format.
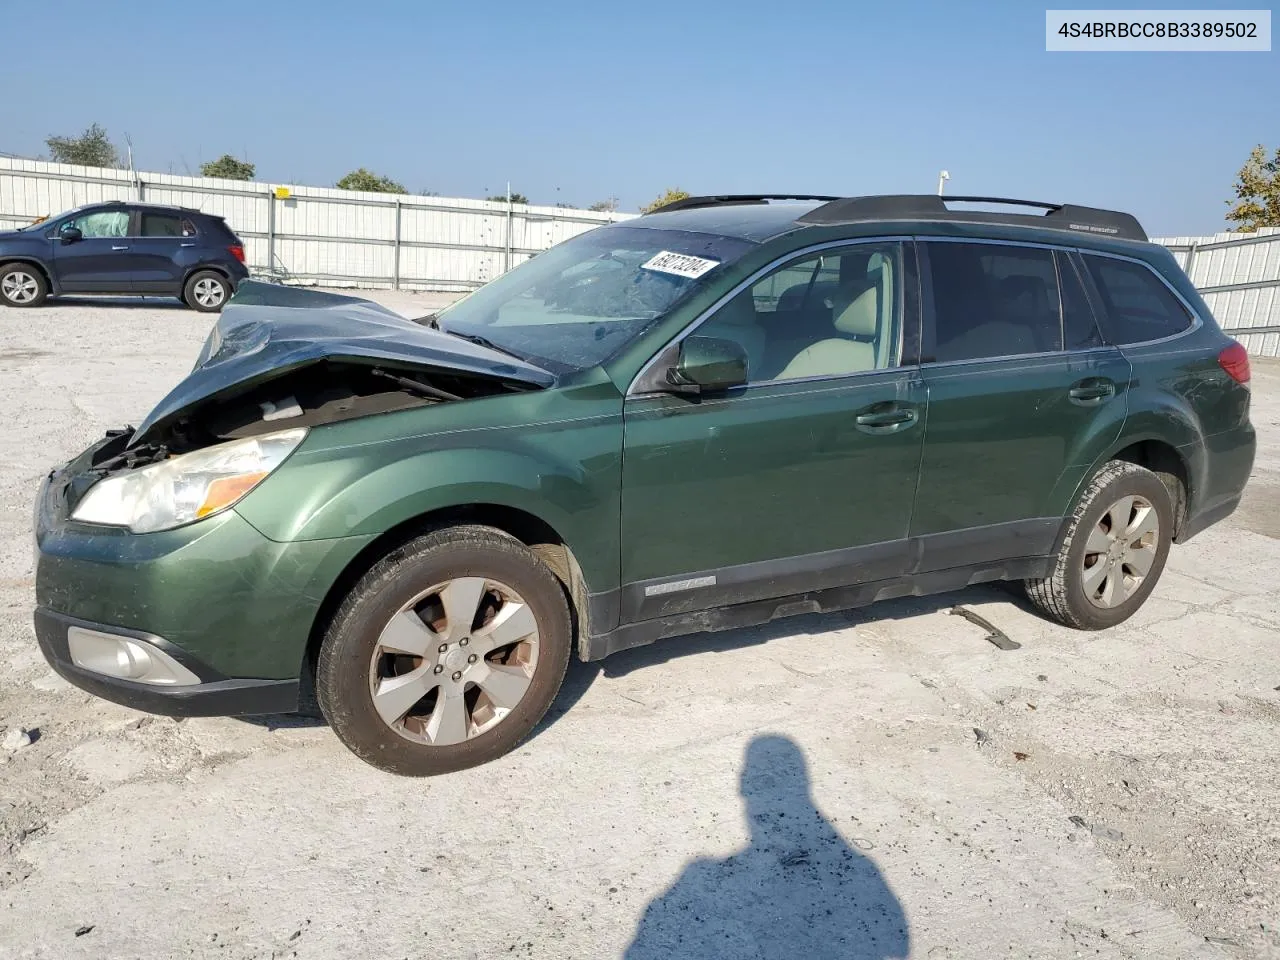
1082 255 1192 344
140 213 192 237
923 241 1063 362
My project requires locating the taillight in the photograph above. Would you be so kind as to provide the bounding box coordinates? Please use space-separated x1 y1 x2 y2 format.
227 245 246 264
1218 341 1250 384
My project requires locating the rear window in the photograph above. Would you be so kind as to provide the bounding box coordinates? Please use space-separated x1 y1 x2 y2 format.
141 213 195 238
1082 255 1192 344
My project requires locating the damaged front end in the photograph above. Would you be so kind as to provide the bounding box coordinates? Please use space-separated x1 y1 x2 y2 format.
59 282 554 531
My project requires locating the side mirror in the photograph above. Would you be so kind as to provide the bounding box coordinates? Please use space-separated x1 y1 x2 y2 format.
666 336 748 395
59 225 83 244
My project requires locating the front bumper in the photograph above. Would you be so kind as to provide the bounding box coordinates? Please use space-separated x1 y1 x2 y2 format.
33 433 376 709
34 608 298 716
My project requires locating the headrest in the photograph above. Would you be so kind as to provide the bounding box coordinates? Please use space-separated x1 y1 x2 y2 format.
834 286 879 336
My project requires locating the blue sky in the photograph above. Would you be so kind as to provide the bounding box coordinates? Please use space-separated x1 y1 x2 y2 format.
3 0 1276 235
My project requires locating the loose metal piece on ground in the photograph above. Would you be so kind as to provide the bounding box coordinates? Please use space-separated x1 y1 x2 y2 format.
948 606 1021 650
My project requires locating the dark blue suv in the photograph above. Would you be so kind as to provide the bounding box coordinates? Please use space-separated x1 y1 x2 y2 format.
0 201 250 312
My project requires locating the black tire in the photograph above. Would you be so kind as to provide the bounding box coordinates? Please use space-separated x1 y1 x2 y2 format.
316 525 572 775
183 270 231 312
1024 460 1174 630
0 263 49 308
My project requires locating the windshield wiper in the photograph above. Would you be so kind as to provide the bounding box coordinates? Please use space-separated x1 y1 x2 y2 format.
441 329 526 362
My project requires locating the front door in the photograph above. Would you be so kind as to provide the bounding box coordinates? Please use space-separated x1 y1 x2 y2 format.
911 240 1131 569
619 241 926 622
51 208 138 292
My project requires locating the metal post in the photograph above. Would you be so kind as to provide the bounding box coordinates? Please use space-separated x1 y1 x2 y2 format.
505 181 513 274
266 189 276 278
937 170 950 196
393 199 402 290
1182 242 1199 284
137 176 145 202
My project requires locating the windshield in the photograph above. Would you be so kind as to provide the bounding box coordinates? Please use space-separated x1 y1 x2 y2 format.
435 226 754 373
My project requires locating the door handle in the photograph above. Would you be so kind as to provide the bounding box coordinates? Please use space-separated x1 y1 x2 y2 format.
180 242 196 247
111 245 130 251
854 405 918 432
1068 379 1116 404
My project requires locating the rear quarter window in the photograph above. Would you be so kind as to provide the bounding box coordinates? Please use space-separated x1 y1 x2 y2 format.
1083 255 1192 344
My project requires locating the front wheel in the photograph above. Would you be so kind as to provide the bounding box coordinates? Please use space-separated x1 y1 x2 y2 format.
183 270 231 312
316 526 572 775
1025 460 1174 630
0 264 48 307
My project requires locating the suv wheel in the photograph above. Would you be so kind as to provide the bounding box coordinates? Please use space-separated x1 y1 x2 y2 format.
1025 460 1174 630
316 526 572 775
0 264 48 307
183 270 231 312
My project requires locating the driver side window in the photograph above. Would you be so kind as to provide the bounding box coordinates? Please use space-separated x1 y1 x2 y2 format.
696 243 901 384
64 210 130 238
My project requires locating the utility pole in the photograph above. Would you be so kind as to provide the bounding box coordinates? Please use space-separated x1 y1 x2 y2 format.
937 170 950 196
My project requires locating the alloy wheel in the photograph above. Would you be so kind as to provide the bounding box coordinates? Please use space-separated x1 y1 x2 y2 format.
367 577 540 745
1 271 39 304
1080 494 1160 608
192 277 226 308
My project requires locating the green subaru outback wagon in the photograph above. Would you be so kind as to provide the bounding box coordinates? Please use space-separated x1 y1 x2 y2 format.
34 194 1256 775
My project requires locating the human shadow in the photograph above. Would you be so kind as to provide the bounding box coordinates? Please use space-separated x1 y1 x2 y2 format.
625 734 909 959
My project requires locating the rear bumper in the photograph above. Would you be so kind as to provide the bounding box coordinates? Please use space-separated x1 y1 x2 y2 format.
34 608 299 716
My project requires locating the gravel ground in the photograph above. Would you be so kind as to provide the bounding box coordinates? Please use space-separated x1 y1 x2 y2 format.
1 292 1278 960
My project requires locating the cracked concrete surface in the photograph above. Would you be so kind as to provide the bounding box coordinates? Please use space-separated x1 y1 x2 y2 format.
0 293 1277 959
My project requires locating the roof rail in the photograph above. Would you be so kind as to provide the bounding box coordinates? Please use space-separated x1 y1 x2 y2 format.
797 195 1147 242
647 194 841 215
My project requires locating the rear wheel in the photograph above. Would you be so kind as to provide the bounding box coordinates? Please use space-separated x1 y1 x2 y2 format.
316 526 572 775
1024 460 1173 630
0 264 48 307
183 270 230 312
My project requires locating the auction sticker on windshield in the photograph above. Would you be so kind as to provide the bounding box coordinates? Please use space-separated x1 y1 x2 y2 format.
641 251 720 279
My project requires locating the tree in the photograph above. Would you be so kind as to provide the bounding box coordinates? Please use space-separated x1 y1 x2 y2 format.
589 197 620 213
200 154 255 180
336 168 407 193
45 123 118 168
488 192 528 204
640 188 690 214
1226 144 1280 231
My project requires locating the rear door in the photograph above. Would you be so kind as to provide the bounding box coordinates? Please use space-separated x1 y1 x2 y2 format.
130 210 196 293
50 208 137 292
910 239 1132 570
619 240 927 622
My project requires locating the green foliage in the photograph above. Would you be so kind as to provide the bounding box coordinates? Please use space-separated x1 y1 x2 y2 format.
336 168 407 193
488 192 529 204
200 154 255 180
45 123 118 168
588 197 620 213
1227 144 1280 231
640 188 690 214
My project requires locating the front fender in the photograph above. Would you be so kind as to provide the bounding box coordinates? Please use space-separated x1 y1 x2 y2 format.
235 419 624 595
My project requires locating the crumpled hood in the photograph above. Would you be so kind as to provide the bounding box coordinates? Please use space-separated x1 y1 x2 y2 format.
129 281 553 446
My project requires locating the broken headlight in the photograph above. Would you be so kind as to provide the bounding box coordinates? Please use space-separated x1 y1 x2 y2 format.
71 428 307 533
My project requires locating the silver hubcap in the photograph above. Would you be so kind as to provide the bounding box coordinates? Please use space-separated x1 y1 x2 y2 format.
1081 495 1160 608
193 277 225 307
1 271 39 304
368 577 540 746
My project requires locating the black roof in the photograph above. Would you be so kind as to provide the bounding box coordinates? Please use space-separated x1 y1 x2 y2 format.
90 199 201 214
641 194 1148 243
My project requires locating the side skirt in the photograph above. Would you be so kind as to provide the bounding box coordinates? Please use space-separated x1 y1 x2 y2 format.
581 555 1052 662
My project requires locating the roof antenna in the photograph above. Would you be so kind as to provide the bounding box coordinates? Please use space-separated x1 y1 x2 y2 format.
937 170 950 196
124 132 141 200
